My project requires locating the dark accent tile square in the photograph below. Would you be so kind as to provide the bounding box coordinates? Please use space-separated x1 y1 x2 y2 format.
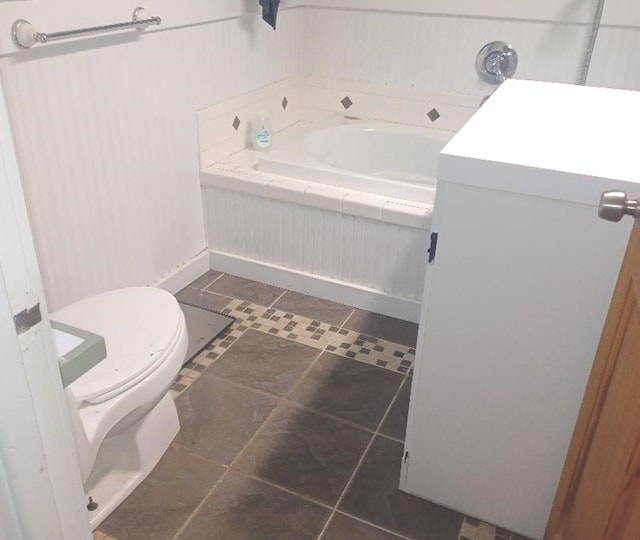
205 274 285 306
340 436 463 540
100 445 224 540
209 330 316 396
179 471 330 540
175 374 278 464
289 352 403 429
322 513 404 539
175 287 231 312
380 378 412 441
345 310 418 347
341 96 353 109
427 108 440 122
232 115 241 130
282 96 289 110
187 270 223 290
235 402 371 505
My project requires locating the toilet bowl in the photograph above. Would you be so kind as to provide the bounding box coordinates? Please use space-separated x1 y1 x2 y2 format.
50 287 188 530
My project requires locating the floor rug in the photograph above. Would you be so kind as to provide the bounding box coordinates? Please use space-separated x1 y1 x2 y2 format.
178 302 235 363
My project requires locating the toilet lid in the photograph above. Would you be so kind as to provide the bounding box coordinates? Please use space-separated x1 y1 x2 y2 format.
50 287 183 405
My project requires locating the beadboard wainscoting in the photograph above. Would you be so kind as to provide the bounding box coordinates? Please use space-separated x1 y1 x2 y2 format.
202 186 428 322
1 0 638 314
0 7 304 311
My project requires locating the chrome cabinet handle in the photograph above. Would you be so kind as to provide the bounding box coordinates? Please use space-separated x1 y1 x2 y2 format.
598 191 640 222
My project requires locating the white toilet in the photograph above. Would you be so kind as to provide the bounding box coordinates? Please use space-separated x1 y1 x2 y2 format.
50 287 188 530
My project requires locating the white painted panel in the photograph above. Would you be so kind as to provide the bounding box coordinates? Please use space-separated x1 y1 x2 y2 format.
404 181 630 539
202 185 428 306
1 8 302 311
303 8 588 97
300 0 595 24
588 25 640 91
0 1 303 55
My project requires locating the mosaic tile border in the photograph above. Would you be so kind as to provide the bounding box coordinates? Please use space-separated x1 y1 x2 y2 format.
170 297 416 398
458 517 526 540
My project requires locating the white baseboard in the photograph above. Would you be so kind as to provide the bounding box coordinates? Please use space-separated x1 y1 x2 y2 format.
152 250 210 294
208 250 421 323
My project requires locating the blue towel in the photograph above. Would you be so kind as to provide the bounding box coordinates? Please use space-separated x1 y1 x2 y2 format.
260 0 280 29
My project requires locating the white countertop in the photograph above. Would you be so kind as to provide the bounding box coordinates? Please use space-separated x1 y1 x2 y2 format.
439 80 640 205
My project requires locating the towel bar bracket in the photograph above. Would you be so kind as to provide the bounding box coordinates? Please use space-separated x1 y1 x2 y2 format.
11 7 161 49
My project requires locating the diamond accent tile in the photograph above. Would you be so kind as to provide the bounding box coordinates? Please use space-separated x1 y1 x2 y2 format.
427 108 440 122
232 116 241 130
341 96 353 109
281 96 288 110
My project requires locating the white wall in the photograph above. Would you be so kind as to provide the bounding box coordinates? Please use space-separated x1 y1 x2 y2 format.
0 2 303 310
303 0 640 98
0 0 636 311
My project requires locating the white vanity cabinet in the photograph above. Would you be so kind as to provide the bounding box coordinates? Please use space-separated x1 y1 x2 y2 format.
401 80 640 539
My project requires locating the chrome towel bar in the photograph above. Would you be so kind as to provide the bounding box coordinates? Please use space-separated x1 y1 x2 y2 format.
12 7 161 48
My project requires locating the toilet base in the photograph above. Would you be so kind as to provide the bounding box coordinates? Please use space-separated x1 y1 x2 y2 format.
84 391 179 530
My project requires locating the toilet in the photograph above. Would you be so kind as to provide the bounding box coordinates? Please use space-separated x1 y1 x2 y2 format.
50 287 188 530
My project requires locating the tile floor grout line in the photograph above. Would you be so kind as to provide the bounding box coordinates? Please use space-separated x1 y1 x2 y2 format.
333 509 415 540
227 306 358 469
170 467 233 540
200 271 226 291
171 283 421 538
173 297 359 540
316 370 410 540
268 289 288 308
188 286 236 302
172 351 329 539
280 398 379 435
239 472 335 511
341 307 356 328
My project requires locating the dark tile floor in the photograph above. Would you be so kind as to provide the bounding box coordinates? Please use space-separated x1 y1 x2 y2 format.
97 270 532 540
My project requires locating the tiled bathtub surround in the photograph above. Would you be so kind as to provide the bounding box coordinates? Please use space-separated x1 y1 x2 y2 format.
197 77 465 321
96 271 532 540
197 76 478 168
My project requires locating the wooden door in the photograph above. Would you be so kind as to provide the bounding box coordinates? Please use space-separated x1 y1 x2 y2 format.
545 224 640 540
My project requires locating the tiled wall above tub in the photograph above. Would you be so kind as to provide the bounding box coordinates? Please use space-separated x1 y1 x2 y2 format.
300 76 479 132
198 79 302 168
198 76 479 168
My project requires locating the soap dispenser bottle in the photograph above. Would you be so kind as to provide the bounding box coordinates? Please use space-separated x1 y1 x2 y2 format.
251 111 273 150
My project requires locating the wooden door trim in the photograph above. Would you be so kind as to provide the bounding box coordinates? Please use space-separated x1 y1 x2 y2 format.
545 227 638 540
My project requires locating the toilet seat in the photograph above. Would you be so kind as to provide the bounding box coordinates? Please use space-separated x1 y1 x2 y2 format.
51 287 184 405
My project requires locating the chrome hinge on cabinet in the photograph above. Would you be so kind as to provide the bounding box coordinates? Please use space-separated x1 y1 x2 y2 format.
427 232 438 263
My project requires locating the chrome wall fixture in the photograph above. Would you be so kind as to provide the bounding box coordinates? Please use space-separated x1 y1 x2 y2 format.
11 7 161 49
475 41 518 85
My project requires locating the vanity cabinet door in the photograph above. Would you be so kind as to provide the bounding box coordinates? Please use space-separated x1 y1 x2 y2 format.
400 179 630 539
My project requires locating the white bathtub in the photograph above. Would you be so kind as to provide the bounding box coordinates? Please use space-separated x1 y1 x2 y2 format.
258 122 451 203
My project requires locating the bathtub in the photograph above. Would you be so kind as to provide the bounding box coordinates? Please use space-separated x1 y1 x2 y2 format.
258 122 451 203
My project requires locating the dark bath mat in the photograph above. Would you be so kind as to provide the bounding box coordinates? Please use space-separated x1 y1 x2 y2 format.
179 302 235 364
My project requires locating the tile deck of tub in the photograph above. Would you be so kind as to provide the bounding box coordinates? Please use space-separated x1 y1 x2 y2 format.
95 270 532 540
